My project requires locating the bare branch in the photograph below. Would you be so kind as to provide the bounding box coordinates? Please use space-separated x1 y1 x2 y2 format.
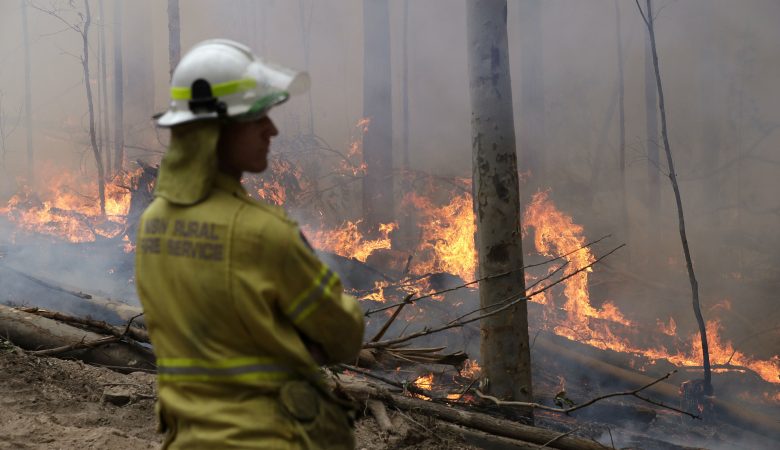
475 370 700 419
364 244 625 349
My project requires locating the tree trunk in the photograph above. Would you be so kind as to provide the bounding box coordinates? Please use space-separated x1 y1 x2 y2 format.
641 0 712 397
167 0 180 81
361 0 394 232
20 0 34 185
81 0 106 216
98 0 111 177
644 0 660 241
466 0 533 420
113 0 125 173
517 0 544 187
123 0 155 154
399 0 414 250
0 304 155 373
615 0 629 252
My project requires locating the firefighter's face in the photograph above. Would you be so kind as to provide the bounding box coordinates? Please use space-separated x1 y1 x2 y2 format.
217 116 279 176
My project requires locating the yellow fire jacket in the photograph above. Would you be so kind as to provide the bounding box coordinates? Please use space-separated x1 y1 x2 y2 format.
135 173 365 449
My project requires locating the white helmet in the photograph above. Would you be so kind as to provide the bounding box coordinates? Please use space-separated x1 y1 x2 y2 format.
155 39 309 127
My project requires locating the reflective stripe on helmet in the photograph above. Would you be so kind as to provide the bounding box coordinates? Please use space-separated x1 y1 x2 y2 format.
157 356 301 383
170 77 258 101
286 266 339 324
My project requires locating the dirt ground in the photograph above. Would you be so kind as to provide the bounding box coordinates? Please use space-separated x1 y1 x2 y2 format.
0 339 478 450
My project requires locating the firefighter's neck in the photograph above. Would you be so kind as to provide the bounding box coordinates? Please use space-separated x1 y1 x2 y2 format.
218 162 243 181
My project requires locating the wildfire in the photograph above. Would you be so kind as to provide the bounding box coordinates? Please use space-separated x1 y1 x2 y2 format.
413 373 434 390
1 168 136 243
404 191 476 281
523 190 779 385
304 220 396 263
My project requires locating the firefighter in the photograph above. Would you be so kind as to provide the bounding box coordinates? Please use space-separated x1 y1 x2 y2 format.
135 39 365 449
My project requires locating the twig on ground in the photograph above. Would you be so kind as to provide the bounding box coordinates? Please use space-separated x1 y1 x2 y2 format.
474 370 700 419
29 335 119 357
540 426 582 448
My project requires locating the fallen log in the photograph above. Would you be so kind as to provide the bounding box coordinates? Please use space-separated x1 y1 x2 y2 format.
0 304 155 373
338 375 610 450
0 263 144 325
534 333 780 440
17 307 149 343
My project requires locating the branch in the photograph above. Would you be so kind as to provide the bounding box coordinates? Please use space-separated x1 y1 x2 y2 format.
28 335 119 356
364 234 612 317
475 370 700 419
634 0 649 26
364 244 625 349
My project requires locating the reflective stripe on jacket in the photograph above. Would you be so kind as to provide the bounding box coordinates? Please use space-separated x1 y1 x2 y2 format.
135 173 364 448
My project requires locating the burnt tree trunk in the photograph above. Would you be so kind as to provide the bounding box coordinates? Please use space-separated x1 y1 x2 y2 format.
640 0 712 397
167 0 180 80
21 0 34 184
361 0 394 232
113 0 125 173
81 0 106 216
466 0 533 420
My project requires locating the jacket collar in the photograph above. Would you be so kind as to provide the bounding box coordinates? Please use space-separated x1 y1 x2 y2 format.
214 172 248 197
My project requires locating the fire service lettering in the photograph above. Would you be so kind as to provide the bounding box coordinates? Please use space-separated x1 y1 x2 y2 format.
139 219 224 261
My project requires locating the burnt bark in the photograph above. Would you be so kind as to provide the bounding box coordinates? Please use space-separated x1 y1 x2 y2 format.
639 0 712 396
361 0 394 231
466 0 533 419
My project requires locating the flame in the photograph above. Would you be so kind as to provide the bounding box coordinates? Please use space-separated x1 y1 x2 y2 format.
461 359 482 379
304 220 396 263
1 168 137 243
523 190 779 385
413 373 434 390
404 192 476 281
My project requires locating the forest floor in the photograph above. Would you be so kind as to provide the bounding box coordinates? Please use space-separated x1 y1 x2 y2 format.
0 340 478 450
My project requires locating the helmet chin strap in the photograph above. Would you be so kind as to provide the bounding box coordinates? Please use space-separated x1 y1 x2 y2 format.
188 79 228 118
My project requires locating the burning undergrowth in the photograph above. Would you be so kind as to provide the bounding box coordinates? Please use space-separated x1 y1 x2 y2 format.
1 121 778 446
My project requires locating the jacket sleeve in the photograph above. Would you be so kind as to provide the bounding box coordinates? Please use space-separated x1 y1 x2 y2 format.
277 228 365 364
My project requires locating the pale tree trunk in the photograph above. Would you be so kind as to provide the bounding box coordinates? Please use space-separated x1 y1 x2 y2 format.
167 0 180 80
113 0 125 173
299 0 315 134
467 0 533 421
639 0 712 397
644 0 660 242
615 0 629 253
362 0 394 231
517 0 544 188
98 0 111 177
123 0 155 153
21 0 34 185
81 0 106 216
399 0 413 250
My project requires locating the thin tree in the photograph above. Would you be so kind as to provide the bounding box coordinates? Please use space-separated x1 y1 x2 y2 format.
644 0 660 242
167 0 180 80
636 0 712 396
466 0 533 420
98 0 111 177
113 0 124 173
362 0 394 232
615 0 629 250
21 0 34 184
30 0 106 215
